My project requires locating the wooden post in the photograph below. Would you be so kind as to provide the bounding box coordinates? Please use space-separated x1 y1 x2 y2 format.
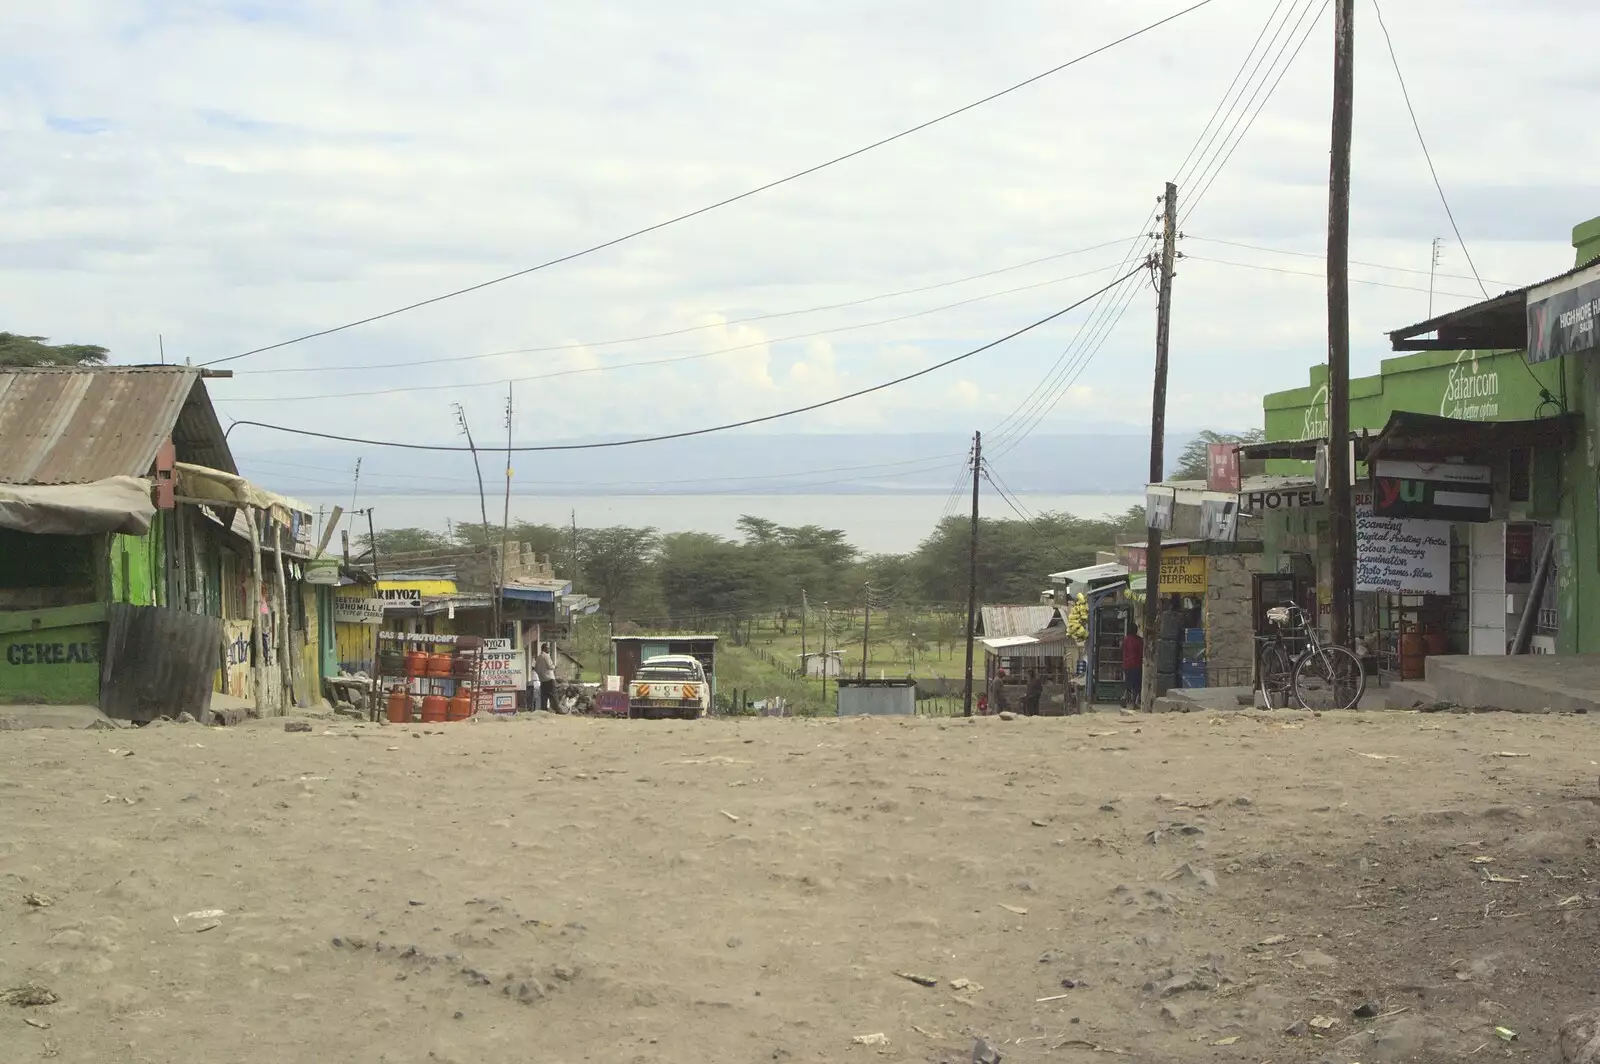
245 508 267 716
1142 182 1179 712
272 516 297 709
963 430 981 717
860 585 871 680
1326 0 1357 649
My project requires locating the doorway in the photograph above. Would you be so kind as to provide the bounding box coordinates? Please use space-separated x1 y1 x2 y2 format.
1469 521 1507 655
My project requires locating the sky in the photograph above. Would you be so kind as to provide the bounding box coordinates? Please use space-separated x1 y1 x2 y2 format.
3 0 1598 495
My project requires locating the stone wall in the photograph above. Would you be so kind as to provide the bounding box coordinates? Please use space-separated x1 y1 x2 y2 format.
1205 552 1264 682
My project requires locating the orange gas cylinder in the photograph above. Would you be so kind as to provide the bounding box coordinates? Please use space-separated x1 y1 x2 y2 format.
420 694 448 723
386 686 411 724
447 685 474 722
404 649 427 678
427 651 453 678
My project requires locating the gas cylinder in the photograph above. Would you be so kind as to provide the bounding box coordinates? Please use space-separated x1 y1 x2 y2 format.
420 693 448 723
386 686 411 724
427 651 453 678
404 649 427 678
447 684 474 722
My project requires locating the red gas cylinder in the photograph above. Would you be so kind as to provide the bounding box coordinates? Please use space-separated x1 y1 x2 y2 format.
427 651 453 678
386 686 411 724
420 694 448 723
404 649 427 678
447 685 474 722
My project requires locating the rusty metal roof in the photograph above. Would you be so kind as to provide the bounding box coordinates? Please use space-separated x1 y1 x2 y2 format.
979 605 1062 638
0 366 235 485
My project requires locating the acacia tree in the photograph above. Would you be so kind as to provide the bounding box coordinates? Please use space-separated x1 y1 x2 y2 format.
578 526 661 625
0 333 109 367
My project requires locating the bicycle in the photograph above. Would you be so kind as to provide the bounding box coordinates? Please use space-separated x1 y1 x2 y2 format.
1256 603 1365 711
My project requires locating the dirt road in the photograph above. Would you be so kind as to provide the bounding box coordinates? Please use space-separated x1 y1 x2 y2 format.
3 709 1597 1063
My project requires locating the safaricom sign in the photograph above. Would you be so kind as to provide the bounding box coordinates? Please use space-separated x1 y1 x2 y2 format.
1440 351 1499 421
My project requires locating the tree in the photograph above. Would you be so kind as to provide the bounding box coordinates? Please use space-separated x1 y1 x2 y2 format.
1171 429 1265 481
0 333 109 367
358 527 451 556
578 525 661 624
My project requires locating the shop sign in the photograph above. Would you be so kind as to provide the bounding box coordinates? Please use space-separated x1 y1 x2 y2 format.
1206 443 1241 492
1199 496 1237 541
377 588 421 603
1356 507 1450 595
1438 351 1501 421
1301 383 1329 440
1240 485 1324 513
333 598 385 625
479 648 526 689
1158 555 1207 594
1146 487 1174 531
1528 261 1600 363
304 557 341 586
1372 460 1491 523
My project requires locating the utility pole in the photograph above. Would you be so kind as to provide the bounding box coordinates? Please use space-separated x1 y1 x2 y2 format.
1427 237 1442 318
800 589 808 681
821 602 830 713
1141 183 1179 712
498 385 513 639
860 585 871 680
454 403 498 633
962 431 981 717
1326 0 1356 650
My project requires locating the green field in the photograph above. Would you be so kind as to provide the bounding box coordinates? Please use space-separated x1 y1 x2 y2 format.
566 608 977 716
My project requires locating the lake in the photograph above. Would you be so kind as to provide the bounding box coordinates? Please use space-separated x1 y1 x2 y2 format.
300 492 1144 555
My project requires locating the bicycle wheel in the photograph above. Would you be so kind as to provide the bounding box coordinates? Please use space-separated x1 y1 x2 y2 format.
1292 645 1365 710
1258 642 1294 709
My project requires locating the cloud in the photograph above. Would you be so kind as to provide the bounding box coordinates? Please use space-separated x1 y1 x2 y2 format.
0 0 1595 469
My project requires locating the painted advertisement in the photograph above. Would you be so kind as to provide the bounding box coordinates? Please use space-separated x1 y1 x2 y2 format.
0 623 102 705
1157 555 1207 594
479 648 526 690
1355 507 1451 595
221 620 253 699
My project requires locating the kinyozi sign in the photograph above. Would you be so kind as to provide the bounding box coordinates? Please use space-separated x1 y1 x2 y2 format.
1528 261 1600 364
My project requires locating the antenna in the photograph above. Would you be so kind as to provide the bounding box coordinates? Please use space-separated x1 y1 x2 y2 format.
1428 236 1443 318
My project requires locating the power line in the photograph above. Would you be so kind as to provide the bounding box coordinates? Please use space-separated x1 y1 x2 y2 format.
235 236 1141 377
200 1 1219 369
223 266 1142 453
1369 0 1489 299
1182 0 1329 224
988 0 1314 458
1177 0 1309 203
237 449 968 492
216 259 1133 404
1184 253 1486 299
1185 235 1516 288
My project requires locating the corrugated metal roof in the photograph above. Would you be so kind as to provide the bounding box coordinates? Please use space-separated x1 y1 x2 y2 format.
980 605 1060 638
0 366 235 485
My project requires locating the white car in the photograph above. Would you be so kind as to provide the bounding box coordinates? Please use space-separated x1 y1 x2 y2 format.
629 655 710 720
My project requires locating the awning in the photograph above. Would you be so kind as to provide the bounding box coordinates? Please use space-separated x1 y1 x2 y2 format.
1388 257 1597 353
1365 410 1579 461
1239 436 1376 462
1050 562 1129 585
0 476 155 536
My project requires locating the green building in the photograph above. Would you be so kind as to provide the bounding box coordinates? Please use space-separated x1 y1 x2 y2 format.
1253 213 1600 670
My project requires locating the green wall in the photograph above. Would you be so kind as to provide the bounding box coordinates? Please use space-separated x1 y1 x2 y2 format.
110 517 166 607
0 605 105 705
1259 213 1600 654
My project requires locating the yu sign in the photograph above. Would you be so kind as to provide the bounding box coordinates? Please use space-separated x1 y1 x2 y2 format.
1371 460 1491 523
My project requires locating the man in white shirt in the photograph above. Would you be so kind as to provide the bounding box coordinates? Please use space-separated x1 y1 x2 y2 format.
533 644 557 711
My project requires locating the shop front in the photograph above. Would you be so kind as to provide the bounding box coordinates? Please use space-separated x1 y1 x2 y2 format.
1253 347 1576 673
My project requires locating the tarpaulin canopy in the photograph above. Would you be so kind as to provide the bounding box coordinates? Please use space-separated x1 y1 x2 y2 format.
174 462 277 509
0 476 155 536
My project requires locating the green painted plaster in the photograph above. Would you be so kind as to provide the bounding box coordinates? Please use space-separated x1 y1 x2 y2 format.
0 619 102 704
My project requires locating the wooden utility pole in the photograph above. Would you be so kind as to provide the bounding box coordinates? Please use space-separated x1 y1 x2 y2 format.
860 585 871 680
498 385 514 640
800 589 809 681
1141 183 1179 712
821 602 830 712
962 431 981 717
1326 0 1356 649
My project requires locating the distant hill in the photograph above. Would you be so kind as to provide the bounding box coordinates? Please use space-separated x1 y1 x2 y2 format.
236 431 1215 498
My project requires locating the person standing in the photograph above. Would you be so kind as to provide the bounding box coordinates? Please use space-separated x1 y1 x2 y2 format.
1120 624 1144 709
1024 671 1044 717
534 644 557 711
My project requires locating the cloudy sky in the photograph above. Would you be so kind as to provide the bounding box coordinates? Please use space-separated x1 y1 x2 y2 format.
4 0 1598 486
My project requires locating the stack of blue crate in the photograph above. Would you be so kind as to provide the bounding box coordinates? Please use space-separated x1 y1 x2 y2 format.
1179 628 1207 688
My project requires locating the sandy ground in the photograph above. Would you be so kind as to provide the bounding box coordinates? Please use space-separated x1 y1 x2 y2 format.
3 708 1599 1064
